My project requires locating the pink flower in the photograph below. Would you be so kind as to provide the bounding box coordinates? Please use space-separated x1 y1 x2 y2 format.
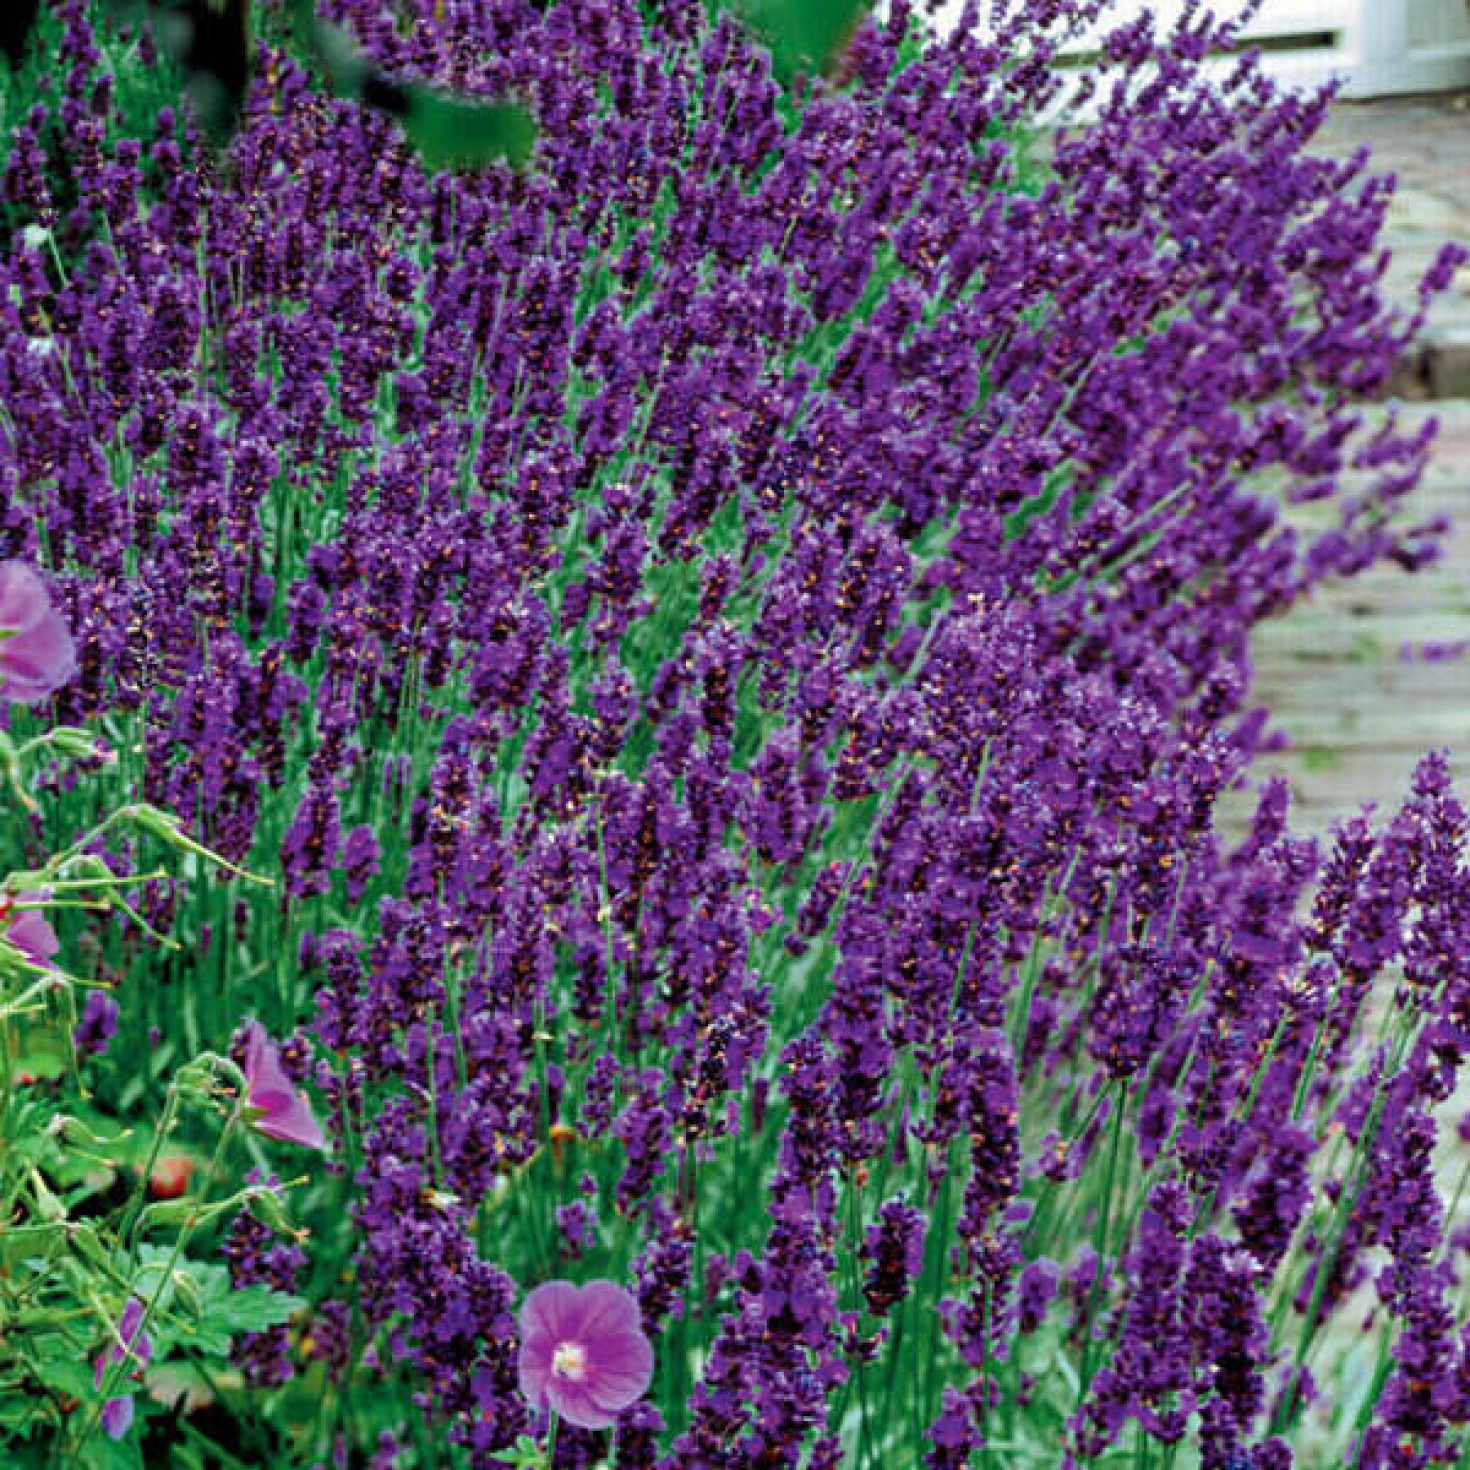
0 561 75 704
242 1021 325 1150
1 893 57 968
94 1297 151 1439
517 1279 654 1430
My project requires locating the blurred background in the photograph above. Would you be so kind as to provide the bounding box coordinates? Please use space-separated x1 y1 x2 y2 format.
915 0 1470 95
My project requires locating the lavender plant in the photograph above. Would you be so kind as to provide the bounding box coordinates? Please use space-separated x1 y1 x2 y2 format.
3 0 1469 1466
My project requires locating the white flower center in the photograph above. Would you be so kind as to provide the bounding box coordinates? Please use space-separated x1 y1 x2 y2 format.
552 1340 588 1381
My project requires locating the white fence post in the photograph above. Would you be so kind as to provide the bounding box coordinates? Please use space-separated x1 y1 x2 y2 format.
1340 0 1470 95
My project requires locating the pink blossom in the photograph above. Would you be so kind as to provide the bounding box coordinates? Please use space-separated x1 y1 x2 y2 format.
0 561 75 704
242 1020 325 1150
1 893 57 968
517 1279 654 1430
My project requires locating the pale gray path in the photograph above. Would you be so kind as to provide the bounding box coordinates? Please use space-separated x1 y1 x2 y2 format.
1218 92 1470 844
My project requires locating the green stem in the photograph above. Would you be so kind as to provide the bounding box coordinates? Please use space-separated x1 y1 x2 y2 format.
1077 1085 1126 1407
71 1098 245 1463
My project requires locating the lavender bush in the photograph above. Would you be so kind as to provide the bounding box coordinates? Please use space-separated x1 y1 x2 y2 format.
4 0 1470 1465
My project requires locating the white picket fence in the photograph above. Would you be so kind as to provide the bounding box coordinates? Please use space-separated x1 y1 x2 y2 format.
913 0 1470 97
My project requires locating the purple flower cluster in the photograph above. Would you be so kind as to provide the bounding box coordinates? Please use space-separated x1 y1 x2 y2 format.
223 1187 308 1388
2 0 1467 1464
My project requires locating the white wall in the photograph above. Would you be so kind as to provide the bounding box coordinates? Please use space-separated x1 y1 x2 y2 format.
905 0 1470 98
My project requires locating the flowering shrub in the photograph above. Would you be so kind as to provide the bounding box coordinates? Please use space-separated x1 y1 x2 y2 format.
3 0 1470 1467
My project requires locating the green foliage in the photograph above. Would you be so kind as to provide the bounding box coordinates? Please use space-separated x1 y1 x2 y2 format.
133 1247 304 1355
3 0 538 180
394 88 537 169
0 726 310 1465
2 3 167 126
303 7 537 167
0 2 187 175
727 0 873 82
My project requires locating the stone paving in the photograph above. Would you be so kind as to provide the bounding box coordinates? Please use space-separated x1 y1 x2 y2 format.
1216 92 1470 845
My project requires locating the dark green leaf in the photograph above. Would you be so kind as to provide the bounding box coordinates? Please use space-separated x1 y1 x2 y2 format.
205 1284 306 1338
32 1353 96 1402
731 0 872 83
399 87 536 169
308 13 535 169
80 1431 144 1470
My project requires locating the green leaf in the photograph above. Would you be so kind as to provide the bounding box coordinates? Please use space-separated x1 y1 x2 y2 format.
399 88 536 170
206 1284 306 1338
145 1251 304 1356
79 1431 144 1470
32 1352 95 1403
1003 467 1072 542
307 13 535 170
730 0 872 83
13 1031 68 1082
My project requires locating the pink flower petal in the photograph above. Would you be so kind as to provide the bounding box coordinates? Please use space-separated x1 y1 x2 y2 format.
0 562 52 632
241 1021 324 1150
0 565 73 703
101 1395 134 1439
6 908 58 967
570 1279 642 1343
517 1279 653 1428
95 1299 150 1389
585 1330 655 1414
119 1297 148 1352
547 1375 614 1430
254 1090 325 1150
247 1044 295 1102
241 1020 270 1083
2 609 73 676
519 1279 583 1346
517 1338 553 1408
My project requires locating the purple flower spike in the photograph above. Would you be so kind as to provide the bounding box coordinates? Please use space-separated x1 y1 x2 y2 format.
74 988 120 1059
518 1279 654 1430
2 893 57 968
0 562 75 704
94 1296 151 1440
242 1020 325 1151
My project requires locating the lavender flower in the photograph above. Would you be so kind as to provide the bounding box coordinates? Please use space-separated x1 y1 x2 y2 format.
0 0 1460 1463
73 987 119 1058
861 1196 926 1318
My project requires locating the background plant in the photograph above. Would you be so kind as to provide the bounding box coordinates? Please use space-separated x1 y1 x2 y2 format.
2 0 1468 1466
0 711 312 1470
